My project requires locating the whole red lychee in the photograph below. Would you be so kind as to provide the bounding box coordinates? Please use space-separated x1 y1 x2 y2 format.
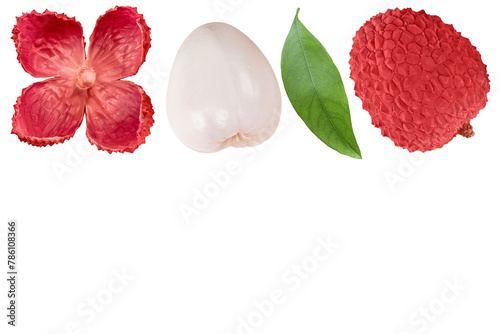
349 8 490 152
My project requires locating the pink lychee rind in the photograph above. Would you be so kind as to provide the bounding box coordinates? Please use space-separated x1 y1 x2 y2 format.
85 81 154 154
87 6 152 82
12 79 85 147
349 8 490 152
12 10 85 78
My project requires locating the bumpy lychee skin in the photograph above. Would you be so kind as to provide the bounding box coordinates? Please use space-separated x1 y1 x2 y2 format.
349 8 490 152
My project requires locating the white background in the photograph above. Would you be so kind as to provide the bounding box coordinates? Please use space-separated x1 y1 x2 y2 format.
1 0 499 333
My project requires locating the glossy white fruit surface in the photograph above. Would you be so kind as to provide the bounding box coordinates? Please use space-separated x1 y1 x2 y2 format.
167 22 282 153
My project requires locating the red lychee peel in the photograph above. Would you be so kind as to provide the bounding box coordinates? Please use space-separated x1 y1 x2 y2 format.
12 93 76 147
349 8 490 152
12 79 85 147
88 6 152 81
11 7 154 153
85 81 154 154
97 6 151 64
12 10 85 78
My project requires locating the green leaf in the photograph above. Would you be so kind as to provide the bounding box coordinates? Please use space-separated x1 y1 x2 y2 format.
281 8 362 159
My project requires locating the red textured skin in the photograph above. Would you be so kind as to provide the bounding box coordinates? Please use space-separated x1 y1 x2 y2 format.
349 8 490 152
12 78 85 146
86 81 154 153
12 10 85 78
11 7 154 153
87 6 152 81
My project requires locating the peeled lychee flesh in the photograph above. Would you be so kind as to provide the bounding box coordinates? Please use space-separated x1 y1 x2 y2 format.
349 8 490 152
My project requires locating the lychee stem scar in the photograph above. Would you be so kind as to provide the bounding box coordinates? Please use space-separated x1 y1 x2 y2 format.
456 123 475 138
75 66 96 90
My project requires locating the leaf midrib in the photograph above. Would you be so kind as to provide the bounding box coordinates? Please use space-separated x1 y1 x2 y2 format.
293 18 357 157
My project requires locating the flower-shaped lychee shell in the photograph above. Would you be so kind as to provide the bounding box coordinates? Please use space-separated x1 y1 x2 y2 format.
11 6 154 153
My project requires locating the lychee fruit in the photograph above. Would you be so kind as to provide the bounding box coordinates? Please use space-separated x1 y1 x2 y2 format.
349 8 490 152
